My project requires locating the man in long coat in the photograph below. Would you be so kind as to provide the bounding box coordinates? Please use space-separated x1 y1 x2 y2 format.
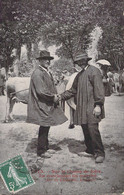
27 50 67 157
60 53 105 163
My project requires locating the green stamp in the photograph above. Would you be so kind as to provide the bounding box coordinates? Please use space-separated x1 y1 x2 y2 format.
0 155 35 194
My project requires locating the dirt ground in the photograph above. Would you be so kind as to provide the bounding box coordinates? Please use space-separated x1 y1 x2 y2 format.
0 93 124 195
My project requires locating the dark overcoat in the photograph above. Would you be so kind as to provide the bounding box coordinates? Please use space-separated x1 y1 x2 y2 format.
27 66 67 126
61 65 105 125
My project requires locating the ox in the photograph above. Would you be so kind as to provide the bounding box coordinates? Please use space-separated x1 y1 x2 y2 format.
5 77 30 122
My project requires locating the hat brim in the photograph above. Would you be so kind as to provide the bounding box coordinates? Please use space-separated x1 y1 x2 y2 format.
74 57 92 63
36 56 54 60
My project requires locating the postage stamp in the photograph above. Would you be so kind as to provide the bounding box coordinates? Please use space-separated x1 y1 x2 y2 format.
0 155 35 194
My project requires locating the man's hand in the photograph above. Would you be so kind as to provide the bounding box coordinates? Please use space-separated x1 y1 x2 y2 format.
53 94 61 103
93 105 101 117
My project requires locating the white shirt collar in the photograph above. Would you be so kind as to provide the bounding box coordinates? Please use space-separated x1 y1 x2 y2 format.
84 65 89 70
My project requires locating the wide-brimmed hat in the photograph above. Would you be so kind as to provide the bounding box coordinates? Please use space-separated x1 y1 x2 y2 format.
36 50 54 60
74 53 92 63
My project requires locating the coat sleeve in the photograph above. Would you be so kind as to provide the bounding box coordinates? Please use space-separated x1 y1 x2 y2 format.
91 69 105 107
60 73 79 100
32 72 55 102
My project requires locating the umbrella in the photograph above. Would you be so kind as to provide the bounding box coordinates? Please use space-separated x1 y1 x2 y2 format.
96 59 111 66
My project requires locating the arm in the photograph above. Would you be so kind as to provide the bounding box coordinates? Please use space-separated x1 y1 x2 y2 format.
91 69 105 116
92 69 105 107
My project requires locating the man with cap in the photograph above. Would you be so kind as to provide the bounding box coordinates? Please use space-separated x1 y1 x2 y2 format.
27 50 67 157
58 53 105 163
96 60 112 96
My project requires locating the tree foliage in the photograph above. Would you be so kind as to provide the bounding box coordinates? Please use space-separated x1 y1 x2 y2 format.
0 0 50 70
51 58 74 74
98 0 124 70
39 0 101 62
39 0 124 69
0 0 123 72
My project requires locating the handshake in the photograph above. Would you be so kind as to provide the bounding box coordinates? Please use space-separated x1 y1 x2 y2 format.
53 94 61 104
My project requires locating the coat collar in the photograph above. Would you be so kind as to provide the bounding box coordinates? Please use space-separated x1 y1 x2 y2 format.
38 65 51 77
79 65 90 73
84 65 90 70
38 65 48 71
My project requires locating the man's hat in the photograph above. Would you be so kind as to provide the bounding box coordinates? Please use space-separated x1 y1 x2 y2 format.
74 53 92 63
36 50 54 60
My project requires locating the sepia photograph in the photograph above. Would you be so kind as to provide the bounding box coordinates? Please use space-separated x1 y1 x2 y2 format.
0 0 124 194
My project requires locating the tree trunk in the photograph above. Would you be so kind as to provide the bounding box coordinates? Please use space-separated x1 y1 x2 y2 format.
16 44 21 60
26 42 32 62
32 41 39 69
33 41 39 58
13 58 20 76
13 44 21 76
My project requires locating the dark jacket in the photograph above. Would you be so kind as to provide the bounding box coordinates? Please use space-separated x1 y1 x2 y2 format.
61 65 105 125
27 66 67 126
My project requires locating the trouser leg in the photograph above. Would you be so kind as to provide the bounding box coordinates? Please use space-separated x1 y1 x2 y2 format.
37 126 50 156
81 124 94 154
88 123 105 157
68 108 75 128
61 100 65 112
70 108 74 125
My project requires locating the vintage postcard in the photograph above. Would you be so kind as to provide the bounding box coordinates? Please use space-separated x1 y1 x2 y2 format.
0 0 124 195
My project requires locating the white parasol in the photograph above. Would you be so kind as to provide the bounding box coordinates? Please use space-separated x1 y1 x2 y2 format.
96 59 111 66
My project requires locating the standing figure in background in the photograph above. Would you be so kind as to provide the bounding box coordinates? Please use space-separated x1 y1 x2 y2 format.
113 71 120 93
56 70 71 112
107 70 115 94
56 75 66 111
65 71 78 129
96 60 112 96
119 69 124 93
27 50 67 157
